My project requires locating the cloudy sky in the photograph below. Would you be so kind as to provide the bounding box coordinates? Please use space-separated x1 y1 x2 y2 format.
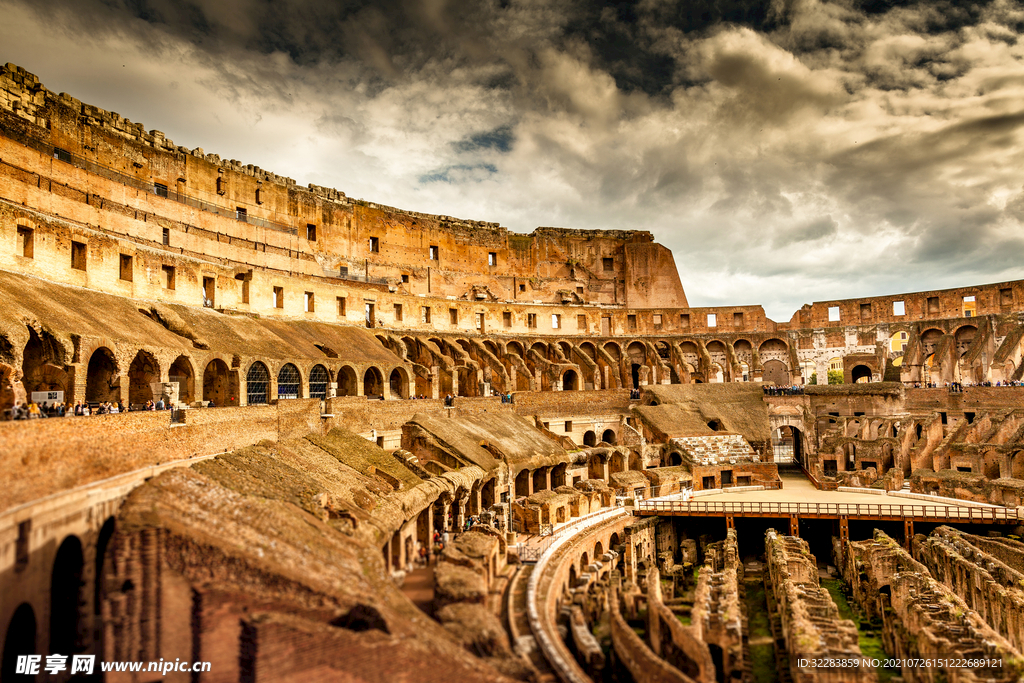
3 0 1024 320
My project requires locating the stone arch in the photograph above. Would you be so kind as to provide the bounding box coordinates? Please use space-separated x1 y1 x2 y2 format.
851 364 872 383
309 364 329 399
762 359 789 386
50 535 84 657
594 540 604 558
627 341 647 364
515 469 531 498
580 551 590 572
2 603 36 681
669 451 683 466
583 430 597 447
94 517 116 617
85 347 120 403
203 358 239 406
580 342 597 361
954 325 978 357
389 367 409 399
610 451 626 473
277 363 302 399
1011 451 1024 479
338 365 358 396
364 367 384 398
562 368 579 391
169 355 195 404
21 326 69 400
920 328 944 356
127 350 160 406
246 361 270 405
603 342 622 361
602 429 617 445
709 363 724 383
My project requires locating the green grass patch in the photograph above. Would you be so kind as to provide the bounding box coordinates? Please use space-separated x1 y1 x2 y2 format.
821 578 899 683
750 643 776 683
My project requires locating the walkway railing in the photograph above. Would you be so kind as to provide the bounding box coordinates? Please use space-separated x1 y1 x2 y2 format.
636 499 1023 521
517 505 628 563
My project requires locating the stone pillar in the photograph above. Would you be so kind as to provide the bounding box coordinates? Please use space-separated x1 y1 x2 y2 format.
431 366 440 399
238 376 248 406
269 376 279 402
545 468 552 491
328 381 337 398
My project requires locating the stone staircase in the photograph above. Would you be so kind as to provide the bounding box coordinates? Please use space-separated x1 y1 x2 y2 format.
672 434 759 465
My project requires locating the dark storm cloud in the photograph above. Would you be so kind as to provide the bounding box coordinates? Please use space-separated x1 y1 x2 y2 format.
3 0 1024 319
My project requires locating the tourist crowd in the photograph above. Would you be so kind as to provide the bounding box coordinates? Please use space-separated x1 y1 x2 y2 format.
4 398 176 420
762 385 805 396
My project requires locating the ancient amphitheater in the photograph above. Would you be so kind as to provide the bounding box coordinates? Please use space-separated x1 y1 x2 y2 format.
3 61 1024 683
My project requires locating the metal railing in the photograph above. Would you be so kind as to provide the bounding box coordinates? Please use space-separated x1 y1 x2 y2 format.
636 499 1022 521
0 123 297 235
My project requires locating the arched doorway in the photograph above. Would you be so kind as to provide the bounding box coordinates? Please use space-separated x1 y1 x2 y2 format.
50 535 83 657
2 603 36 681
202 358 239 406
851 365 872 383
127 350 159 406
85 347 119 403
772 426 802 464
562 369 578 391
364 367 384 398
277 363 301 399
709 363 724 383
337 366 358 396
21 327 69 400
630 363 641 389
602 429 617 445
583 431 597 447
169 355 195 404
309 365 329 399
762 359 789 385
389 368 409 399
246 362 269 405
669 451 683 466
515 470 531 497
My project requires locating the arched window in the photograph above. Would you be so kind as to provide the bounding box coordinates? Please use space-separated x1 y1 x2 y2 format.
277 363 301 399
309 365 329 399
247 362 269 404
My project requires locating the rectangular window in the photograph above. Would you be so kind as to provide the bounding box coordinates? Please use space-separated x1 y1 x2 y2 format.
963 295 976 317
680 313 690 330
828 306 840 322
449 308 458 325
578 314 587 330
401 274 409 283
653 314 662 327
162 227 170 246
476 312 485 331
53 147 72 163
488 252 497 266
429 245 439 260
707 313 717 327
528 313 537 328
394 303 403 321
422 306 431 323
927 296 939 314
552 314 561 329
893 300 905 316
860 302 871 320
564 421 572 432
305 292 315 312
601 316 611 336
255 187 263 205
273 286 284 308
339 265 349 277
154 182 168 198
16 227 33 258
241 279 250 304
119 254 133 281
733 312 743 328
628 314 637 330
306 224 317 241
70 240 87 270
216 175 226 195
519 283 526 292
203 276 215 307
236 207 247 222
503 311 512 328
338 296 346 316
366 303 375 328
603 257 614 271
369 237 379 253
162 265 175 290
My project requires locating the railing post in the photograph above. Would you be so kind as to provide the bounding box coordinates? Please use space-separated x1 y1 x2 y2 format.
789 515 799 537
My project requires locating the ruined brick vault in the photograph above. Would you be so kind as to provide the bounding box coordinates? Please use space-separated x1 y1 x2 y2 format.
3 62 1024 683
